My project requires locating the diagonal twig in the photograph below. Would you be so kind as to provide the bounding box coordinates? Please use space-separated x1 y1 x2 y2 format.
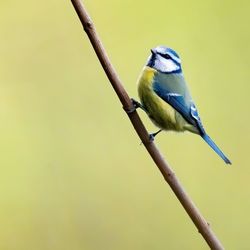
70 1 225 249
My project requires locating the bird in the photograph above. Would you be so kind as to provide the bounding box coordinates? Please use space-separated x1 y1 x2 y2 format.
135 45 231 164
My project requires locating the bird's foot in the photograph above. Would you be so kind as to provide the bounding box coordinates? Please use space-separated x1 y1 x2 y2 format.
149 129 162 141
131 98 148 114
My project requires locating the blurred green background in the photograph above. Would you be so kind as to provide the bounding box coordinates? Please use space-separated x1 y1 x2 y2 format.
0 0 249 249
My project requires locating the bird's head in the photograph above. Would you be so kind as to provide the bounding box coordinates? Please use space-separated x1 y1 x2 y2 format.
146 46 182 74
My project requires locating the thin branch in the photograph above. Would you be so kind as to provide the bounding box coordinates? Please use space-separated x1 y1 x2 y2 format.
70 1 224 249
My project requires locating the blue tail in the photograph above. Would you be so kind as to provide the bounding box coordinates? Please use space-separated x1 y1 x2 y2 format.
201 133 231 165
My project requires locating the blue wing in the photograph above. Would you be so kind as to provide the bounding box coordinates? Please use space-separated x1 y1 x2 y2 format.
152 72 231 164
153 72 205 134
190 102 205 134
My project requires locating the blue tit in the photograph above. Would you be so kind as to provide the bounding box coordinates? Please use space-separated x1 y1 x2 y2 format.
136 46 231 164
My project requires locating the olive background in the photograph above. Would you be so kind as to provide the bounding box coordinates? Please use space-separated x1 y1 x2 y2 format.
0 0 249 249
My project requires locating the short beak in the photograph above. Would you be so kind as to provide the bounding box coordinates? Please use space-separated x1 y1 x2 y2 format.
151 48 157 55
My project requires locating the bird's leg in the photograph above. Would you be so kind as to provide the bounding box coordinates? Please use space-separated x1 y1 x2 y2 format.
131 98 148 114
130 98 162 143
149 129 162 141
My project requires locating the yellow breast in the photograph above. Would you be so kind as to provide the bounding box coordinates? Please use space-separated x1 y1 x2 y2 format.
137 66 178 130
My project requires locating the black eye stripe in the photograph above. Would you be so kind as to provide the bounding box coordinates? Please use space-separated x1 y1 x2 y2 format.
159 53 171 59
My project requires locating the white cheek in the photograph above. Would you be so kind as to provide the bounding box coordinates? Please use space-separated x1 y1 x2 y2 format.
155 57 180 73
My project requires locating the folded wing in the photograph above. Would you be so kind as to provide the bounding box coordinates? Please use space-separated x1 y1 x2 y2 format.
153 72 205 134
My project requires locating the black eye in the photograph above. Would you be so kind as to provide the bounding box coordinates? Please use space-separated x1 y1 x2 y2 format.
160 53 171 59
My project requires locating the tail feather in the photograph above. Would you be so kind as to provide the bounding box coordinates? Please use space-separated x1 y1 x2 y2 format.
201 133 231 165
